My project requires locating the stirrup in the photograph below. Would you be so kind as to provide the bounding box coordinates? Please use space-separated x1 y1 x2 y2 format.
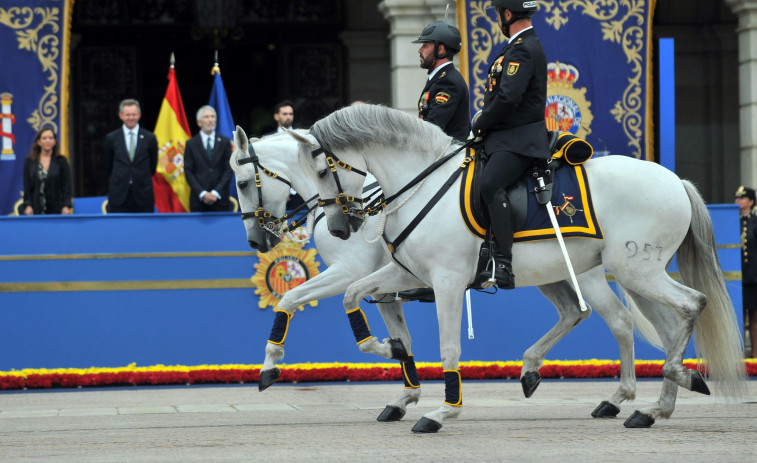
479 255 498 289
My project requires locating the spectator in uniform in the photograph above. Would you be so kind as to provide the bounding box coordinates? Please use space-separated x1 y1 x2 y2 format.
735 185 757 357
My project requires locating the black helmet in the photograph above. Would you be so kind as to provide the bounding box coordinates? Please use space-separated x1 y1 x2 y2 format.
491 0 538 17
411 21 462 53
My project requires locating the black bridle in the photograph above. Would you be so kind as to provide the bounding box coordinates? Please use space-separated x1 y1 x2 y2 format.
237 143 317 234
309 142 368 217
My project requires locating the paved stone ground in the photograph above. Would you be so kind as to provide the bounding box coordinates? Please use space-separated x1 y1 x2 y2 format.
1 378 756 462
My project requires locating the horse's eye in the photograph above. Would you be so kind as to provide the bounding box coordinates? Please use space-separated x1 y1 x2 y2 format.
318 169 328 179
238 181 249 189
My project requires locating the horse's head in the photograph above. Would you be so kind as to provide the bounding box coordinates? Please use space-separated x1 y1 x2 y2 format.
231 126 291 252
288 129 366 240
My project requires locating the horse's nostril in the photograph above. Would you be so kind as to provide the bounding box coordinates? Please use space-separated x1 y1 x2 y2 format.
330 229 349 240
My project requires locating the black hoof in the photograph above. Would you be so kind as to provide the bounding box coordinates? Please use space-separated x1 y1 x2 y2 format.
388 338 410 362
591 400 621 418
624 410 655 428
520 371 541 398
689 369 711 395
258 368 281 392
377 405 406 422
412 417 443 433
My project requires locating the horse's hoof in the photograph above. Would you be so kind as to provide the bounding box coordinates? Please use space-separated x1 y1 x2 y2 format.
624 410 655 428
377 405 405 422
520 371 541 398
689 370 711 395
258 368 281 392
388 338 410 362
412 417 443 433
591 400 620 418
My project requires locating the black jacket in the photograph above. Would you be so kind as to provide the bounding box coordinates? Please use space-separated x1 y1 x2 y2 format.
22 155 72 214
472 28 549 158
183 133 233 212
741 211 757 284
418 63 471 141
104 127 158 209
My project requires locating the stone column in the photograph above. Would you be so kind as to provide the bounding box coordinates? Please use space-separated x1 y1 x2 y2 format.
726 0 757 186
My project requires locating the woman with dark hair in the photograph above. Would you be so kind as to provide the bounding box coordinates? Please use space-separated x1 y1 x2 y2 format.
22 127 73 215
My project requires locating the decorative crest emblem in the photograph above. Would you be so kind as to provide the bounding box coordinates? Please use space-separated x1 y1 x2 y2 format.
553 193 583 223
1 93 16 161
251 235 321 311
545 62 593 138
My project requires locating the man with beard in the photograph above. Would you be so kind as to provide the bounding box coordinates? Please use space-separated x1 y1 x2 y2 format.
412 20 470 142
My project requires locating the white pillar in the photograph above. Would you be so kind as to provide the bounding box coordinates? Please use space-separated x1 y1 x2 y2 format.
727 0 757 186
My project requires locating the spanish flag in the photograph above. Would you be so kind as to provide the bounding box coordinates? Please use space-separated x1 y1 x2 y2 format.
152 61 191 212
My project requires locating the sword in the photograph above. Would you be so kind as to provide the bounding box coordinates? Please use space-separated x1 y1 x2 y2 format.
538 177 588 312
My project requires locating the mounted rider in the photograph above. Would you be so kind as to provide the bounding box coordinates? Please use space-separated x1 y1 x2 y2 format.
412 20 471 142
471 0 550 289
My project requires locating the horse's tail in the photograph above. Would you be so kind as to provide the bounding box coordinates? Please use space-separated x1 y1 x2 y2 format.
678 179 747 398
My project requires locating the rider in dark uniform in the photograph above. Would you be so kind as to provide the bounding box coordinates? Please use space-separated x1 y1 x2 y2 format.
398 20 473 303
412 21 471 142
471 0 549 289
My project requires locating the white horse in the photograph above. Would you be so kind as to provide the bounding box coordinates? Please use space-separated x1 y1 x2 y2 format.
290 104 747 433
231 127 643 423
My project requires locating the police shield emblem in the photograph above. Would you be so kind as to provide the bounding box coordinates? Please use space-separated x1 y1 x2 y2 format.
507 62 520 76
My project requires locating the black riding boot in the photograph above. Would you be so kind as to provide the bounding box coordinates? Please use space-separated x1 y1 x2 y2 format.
476 188 515 289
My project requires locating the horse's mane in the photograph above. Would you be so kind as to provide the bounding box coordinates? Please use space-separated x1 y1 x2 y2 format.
311 104 455 156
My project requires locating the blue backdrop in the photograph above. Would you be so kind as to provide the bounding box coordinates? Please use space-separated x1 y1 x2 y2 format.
0 1 73 215
458 0 655 160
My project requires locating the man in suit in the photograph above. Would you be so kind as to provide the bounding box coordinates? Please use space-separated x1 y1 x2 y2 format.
471 0 548 289
104 99 159 213
183 105 233 212
412 20 470 142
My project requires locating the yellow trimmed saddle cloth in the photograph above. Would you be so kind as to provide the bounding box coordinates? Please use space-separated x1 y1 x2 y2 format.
459 133 602 243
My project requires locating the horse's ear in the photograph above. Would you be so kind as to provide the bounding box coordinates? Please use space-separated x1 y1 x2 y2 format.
234 126 248 152
286 129 312 146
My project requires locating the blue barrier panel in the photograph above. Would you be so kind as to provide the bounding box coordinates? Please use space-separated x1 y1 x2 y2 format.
0 204 744 370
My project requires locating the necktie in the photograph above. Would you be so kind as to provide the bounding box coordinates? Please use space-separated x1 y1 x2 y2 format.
206 137 213 159
128 131 135 161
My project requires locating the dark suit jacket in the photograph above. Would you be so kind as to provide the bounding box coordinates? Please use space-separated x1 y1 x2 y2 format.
417 63 470 142
22 155 73 214
473 28 550 158
742 211 757 284
183 133 233 212
104 127 158 210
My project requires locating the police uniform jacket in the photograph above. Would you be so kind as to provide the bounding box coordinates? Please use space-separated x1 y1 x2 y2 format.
418 63 470 142
741 210 757 284
472 28 549 158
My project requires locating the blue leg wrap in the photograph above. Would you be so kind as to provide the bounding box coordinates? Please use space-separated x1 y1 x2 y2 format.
267 310 291 345
444 369 462 406
402 356 420 389
346 307 372 345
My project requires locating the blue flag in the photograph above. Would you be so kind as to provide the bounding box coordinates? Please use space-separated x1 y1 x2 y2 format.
208 69 237 199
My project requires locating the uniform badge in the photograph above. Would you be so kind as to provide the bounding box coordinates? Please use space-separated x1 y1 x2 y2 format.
434 92 451 104
553 194 583 223
515 37 523 45
494 56 504 73
507 62 520 76
439 71 447 79
419 92 430 114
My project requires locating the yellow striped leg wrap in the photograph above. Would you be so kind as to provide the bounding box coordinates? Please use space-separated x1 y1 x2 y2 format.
346 307 372 345
267 310 292 346
402 355 420 389
443 369 462 407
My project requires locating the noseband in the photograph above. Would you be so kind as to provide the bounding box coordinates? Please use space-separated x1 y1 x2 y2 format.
237 144 301 235
309 141 368 218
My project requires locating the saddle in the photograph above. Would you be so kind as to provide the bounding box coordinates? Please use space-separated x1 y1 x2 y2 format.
460 131 600 243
